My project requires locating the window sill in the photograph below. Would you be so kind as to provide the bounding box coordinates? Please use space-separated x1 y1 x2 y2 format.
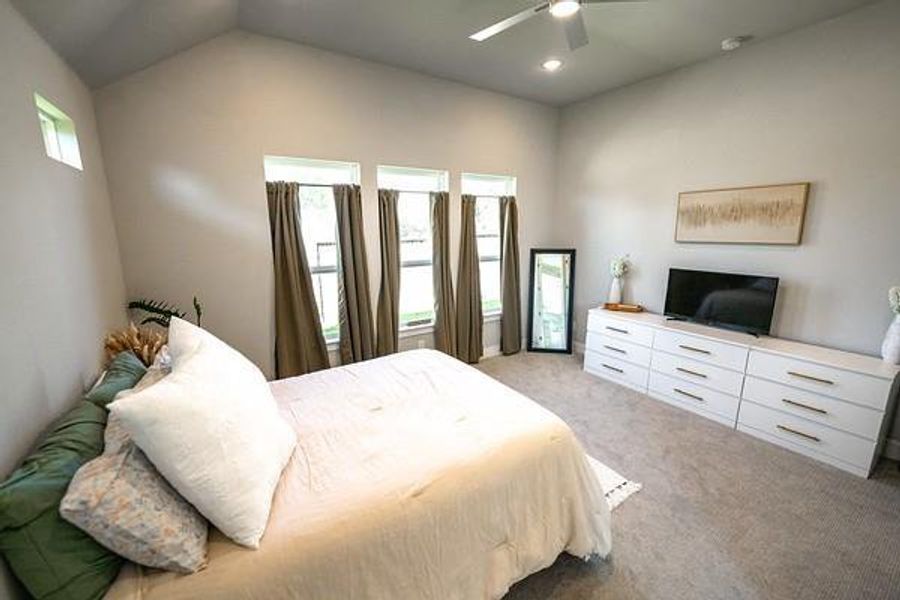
399 322 434 338
324 312 502 349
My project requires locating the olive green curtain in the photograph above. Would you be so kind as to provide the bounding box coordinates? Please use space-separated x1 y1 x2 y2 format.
456 194 483 363
334 184 375 364
376 189 400 356
431 191 456 356
499 196 522 355
266 181 330 377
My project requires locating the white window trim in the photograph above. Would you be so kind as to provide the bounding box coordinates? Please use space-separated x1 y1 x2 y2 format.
34 93 82 170
461 172 517 196
395 311 501 341
298 184 341 344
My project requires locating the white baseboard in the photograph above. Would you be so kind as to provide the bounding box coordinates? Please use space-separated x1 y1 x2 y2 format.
483 345 501 358
884 438 900 461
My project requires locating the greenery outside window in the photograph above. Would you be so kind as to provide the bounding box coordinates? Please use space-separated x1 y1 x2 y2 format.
34 93 82 170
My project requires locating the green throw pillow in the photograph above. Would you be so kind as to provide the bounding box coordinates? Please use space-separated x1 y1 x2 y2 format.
0 400 129 599
85 351 147 407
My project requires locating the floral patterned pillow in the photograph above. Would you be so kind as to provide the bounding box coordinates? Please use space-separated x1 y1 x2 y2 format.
60 401 208 573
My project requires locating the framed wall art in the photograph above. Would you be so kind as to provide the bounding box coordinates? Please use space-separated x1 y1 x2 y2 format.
675 182 810 245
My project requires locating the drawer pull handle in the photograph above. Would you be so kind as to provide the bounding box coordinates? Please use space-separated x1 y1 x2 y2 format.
602 363 624 374
606 326 629 335
776 424 821 442
673 387 704 402
781 398 828 415
676 367 708 379
679 344 711 355
787 371 834 386
604 345 627 354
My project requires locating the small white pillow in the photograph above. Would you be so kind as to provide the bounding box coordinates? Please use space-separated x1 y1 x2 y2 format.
109 318 296 548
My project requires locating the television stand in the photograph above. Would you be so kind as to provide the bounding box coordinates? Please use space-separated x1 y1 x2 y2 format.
582 307 899 478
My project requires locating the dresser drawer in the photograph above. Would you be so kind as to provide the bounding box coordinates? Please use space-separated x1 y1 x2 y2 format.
747 350 892 411
651 350 744 396
584 351 649 392
586 332 652 368
586 312 654 348
648 371 740 425
738 401 876 470
742 376 884 440
653 329 748 372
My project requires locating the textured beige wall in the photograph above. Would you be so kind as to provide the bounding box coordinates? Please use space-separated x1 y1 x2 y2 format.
555 0 900 450
95 31 559 377
0 0 127 595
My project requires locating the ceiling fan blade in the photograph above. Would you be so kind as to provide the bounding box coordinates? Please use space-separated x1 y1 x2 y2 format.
469 3 549 42
563 11 589 51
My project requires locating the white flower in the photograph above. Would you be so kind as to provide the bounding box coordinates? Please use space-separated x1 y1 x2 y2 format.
610 256 630 279
890 286 900 315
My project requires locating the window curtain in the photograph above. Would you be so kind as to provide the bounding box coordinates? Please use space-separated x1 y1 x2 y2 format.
499 196 522 355
456 194 483 363
376 189 400 356
333 184 375 364
431 191 456 356
266 181 330 377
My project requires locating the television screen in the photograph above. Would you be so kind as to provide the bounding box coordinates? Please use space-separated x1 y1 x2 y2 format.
664 268 778 335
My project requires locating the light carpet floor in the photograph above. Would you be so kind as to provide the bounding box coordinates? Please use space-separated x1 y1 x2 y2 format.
475 352 900 600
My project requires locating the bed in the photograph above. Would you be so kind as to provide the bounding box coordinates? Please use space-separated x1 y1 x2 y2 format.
105 349 611 600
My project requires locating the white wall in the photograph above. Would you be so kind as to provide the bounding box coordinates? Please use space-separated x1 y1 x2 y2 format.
557 0 900 353
555 0 900 448
95 31 560 377
0 0 127 476
0 0 127 595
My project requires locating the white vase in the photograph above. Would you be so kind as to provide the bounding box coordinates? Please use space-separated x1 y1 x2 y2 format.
882 315 900 364
608 277 623 304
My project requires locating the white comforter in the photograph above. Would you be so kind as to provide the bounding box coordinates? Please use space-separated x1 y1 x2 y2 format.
106 349 611 600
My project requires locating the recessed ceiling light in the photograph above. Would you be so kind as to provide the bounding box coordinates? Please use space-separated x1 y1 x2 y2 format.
542 58 563 72
721 35 752 51
549 0 581 19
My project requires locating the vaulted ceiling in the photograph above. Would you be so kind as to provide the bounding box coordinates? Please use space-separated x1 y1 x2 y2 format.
13 0 878 105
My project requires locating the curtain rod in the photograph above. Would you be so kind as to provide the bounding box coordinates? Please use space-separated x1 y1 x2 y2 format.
280 182 512 198
294 183 448 195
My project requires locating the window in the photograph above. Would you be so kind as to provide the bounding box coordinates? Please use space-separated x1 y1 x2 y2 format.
34 93 82 170
264 156 360 343
462 173 517 316
378 166 449 328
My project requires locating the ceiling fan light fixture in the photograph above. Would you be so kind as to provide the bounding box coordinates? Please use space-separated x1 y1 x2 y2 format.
542 58 563 72
549 0 581 19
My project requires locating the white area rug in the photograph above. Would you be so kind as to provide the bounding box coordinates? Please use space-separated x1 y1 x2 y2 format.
588 456 642 510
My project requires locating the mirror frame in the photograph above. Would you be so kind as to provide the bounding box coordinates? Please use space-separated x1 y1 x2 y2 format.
526 248 576 354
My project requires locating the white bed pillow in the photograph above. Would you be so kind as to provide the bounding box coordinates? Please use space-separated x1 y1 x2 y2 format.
109 318 296 548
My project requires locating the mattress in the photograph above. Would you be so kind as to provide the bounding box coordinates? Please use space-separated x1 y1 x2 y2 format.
105 349 611 600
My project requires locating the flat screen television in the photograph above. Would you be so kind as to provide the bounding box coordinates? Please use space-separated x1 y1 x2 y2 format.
664 268 779 335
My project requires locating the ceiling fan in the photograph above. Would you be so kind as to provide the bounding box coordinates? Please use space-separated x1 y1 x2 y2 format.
470 0 645 51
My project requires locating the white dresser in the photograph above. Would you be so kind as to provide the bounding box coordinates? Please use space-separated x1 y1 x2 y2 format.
583 308 899 477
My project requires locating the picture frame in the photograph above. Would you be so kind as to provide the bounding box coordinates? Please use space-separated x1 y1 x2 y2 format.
675 182 810 245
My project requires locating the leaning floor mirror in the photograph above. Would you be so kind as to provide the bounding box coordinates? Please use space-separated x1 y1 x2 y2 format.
527 249 575 353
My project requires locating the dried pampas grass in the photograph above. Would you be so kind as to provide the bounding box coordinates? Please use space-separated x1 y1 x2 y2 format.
104 323 166 367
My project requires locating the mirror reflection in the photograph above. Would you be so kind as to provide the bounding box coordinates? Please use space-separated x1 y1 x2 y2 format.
527 249 575 353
